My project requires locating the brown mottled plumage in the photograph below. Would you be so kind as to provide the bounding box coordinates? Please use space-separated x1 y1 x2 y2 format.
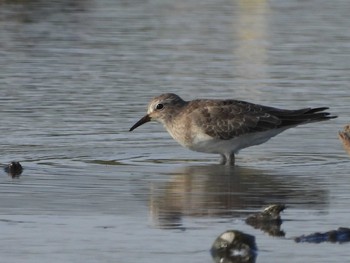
338 124 350 156
130 93 337 165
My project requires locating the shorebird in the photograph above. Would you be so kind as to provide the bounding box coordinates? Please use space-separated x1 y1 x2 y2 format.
338 124 350 156
129 93 336 165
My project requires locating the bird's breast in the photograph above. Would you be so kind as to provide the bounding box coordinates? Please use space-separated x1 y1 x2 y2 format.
164 120 194 148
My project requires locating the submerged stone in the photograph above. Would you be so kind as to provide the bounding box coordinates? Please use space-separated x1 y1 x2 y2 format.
295 227 350 244
245 204 286 237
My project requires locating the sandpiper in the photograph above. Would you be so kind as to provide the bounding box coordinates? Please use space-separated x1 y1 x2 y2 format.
338 124 350 156
129 93 336 165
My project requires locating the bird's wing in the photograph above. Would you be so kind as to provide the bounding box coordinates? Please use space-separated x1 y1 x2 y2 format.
187 100 283 140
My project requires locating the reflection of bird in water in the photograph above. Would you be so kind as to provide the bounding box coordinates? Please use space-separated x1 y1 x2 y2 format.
338 124 350 156
149 165 328 229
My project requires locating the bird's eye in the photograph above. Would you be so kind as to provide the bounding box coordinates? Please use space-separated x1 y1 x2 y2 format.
156 103 164 110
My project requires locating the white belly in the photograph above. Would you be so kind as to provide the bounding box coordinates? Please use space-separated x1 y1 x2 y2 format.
186 128 288 155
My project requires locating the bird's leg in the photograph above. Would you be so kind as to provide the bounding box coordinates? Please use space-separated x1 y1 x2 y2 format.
227 153 235 166
220 154 235 166
219 154 227 165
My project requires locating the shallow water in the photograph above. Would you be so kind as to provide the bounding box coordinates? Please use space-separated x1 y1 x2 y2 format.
1 0 350 262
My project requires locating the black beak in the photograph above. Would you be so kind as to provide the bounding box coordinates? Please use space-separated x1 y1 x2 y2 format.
129 115 151 131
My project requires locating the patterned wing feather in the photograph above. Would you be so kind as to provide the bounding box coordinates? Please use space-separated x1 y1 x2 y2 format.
189 100 282 140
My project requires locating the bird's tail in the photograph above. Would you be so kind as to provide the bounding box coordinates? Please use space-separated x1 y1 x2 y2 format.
272 107 337 127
